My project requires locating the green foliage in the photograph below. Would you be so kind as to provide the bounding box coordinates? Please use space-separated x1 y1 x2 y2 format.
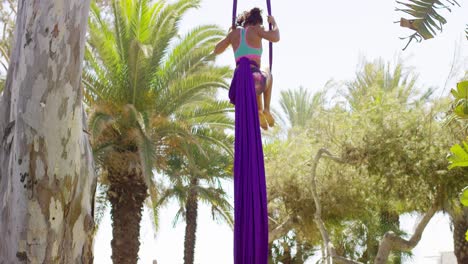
85 0 233 173
156 141 234 227
396 0 460 49
266 59 468 262
449 81 468 119
269 233 316 263
93 181 110 233
460 187 468 207
448 141 468 169
277 86 325 129
85 0 234 232
0 0 15 91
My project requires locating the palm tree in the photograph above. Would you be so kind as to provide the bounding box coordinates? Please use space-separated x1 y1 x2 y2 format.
83 0 233 263
344 59 433 111
157 140 234 264
278 86 325 129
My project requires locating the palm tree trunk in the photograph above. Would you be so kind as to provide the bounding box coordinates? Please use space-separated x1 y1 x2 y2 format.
107 152 148 264
0 0 95 262
184 177 199 264
453 208 468 264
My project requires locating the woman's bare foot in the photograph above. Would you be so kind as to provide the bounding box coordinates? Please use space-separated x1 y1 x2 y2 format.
258 111 268 130
263 110 275 127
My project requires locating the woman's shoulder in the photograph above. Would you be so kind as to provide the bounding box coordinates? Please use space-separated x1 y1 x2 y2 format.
247 25 264 33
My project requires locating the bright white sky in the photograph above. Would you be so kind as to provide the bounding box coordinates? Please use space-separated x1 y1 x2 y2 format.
94 0 468 263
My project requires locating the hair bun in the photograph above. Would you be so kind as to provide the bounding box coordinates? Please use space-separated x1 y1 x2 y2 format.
237 7 263 27
250 7 261 15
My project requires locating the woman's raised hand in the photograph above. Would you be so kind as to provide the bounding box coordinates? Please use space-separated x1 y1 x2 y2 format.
267 16 276 26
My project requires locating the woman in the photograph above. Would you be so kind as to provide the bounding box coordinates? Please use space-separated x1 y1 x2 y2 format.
214 7 280 130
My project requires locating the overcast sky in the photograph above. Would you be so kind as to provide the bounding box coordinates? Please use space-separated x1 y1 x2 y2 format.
94 0 468 263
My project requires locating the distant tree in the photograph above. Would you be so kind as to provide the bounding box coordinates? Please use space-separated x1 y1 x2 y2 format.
265 60 468 263
158 141 234 264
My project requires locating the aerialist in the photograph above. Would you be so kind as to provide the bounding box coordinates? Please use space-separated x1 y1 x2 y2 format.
214 7 280 130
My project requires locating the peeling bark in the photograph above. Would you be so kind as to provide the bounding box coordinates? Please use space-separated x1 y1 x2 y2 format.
0 0 95 263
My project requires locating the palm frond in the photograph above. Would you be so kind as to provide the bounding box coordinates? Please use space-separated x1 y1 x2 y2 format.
94 182 110 233
172 206 186 227
0 43 10 73
147 178 160 234
92 141 117 166
135 127 156 180
177 99 234 125
345 60 419 111
159 25 224 81
465 24 468 40
82 51 114 103
157 70 231 115
88 108 116 140
148 0 201 72
279 87 325 128
0 76 5 93
195 186 233 226
89 2 125 78
192 129 234 158
397 0 460 49
158 45 221 85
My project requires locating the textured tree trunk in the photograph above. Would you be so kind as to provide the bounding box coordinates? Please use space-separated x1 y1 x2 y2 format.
184 177 199 264
106 151 148 264
0 0 95 263
453 208 468 264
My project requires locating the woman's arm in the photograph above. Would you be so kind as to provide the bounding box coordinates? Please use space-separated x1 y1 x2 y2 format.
257 16 280 42
214 29 233 55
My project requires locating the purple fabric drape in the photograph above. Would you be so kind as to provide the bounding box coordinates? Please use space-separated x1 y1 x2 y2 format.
229 57 269 264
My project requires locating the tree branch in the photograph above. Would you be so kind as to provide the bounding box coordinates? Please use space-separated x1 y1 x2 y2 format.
373 202 439 264
310 148 362 264
269 215 294 244
310 147 439 264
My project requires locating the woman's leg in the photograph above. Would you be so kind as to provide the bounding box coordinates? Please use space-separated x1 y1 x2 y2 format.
257 93 268 130
253 69 268 130
257 94 263 112
262 70 274 126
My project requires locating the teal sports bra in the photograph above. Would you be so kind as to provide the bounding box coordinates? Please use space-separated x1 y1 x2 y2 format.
234 27 263 62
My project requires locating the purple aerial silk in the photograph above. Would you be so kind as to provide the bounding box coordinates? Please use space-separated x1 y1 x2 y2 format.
229 57 269 264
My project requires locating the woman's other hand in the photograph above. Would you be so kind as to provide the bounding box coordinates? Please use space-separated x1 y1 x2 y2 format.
267 16 276 26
